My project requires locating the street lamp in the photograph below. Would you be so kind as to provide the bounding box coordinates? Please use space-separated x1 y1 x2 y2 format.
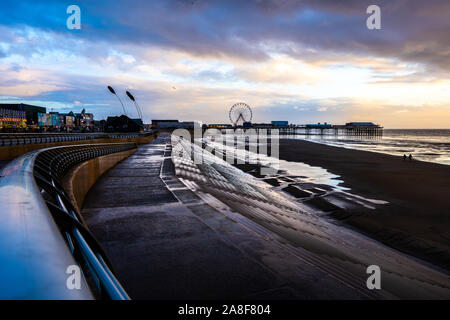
125 90 143 120
107 86 127 116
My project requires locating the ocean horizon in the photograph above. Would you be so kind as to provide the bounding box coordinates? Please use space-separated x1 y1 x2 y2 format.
283 129 450 166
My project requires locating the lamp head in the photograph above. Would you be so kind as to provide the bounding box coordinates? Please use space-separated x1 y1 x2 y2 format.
126 91 135 101
107 86 116 95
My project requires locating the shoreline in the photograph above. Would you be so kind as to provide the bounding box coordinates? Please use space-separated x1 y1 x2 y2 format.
278 133 450 167
278 139 450 271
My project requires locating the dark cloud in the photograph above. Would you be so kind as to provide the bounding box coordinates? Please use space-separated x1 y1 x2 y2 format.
0 1 445 68
1 1 449 73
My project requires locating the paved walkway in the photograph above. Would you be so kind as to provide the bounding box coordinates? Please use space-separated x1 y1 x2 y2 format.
82 133 374 299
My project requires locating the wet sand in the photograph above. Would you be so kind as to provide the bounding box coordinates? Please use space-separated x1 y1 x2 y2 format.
279 139 450 271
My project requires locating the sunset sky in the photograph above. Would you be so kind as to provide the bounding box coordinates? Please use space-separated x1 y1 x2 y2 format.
0 0 449 128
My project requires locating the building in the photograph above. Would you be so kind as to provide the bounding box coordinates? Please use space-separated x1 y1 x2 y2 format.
38 112 61 130
345 122 378 127
0 108 27 130
58 111 76 132
271 121 289 127
0 103 46 128
252 123 273 128
105 115 143 132
306 122 332 129
343 122 383 135
74 109 94 131
93 120 106 132
0 104 99 132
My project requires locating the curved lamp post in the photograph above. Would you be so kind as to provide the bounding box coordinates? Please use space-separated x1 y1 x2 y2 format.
125 90 143 120
107 86 127 116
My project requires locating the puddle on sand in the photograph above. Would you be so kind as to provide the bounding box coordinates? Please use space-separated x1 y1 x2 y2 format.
201 138 389 205
278 159 348 190
203 139 348 190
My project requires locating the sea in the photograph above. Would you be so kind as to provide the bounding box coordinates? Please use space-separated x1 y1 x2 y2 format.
283 129 450 166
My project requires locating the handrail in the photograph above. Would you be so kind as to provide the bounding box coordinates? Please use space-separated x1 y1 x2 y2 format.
0 131 156 146
0 143 136 299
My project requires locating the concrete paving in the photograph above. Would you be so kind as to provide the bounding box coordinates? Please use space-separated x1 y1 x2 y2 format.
82 134 375 299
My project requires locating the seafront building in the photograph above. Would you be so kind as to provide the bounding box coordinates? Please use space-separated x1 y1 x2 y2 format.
0 103 46 130
0 103 96 132
0 107 27 130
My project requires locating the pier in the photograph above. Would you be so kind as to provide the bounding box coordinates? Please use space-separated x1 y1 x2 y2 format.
207 122 383 136
257 123 383 136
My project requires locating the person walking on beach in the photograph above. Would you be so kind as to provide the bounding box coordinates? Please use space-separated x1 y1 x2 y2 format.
403 154 407 161
409 154 412 161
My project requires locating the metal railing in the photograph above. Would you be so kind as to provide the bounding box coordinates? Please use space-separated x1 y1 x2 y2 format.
0 131 156 146
0 143 136 299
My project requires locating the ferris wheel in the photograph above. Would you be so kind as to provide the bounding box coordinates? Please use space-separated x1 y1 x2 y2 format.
229 102 252 126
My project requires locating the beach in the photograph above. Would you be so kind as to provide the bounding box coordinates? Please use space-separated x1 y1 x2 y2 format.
279 139 450 271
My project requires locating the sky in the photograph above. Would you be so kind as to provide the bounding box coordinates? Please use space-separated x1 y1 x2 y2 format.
0 0 449 128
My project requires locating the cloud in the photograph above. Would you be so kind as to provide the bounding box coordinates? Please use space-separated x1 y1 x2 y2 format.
0 0 449 71
0 0 449 128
